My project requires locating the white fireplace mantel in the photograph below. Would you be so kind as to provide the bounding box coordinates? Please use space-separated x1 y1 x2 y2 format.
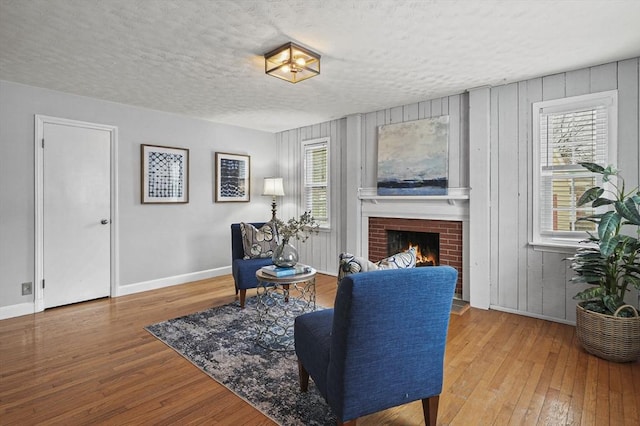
358 187 470 222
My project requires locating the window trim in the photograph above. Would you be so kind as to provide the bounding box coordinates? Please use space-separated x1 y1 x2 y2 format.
531 90 617 248
301 137 330 229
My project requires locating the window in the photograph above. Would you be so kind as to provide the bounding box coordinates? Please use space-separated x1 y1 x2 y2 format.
302 138 329 227
533 90 617 245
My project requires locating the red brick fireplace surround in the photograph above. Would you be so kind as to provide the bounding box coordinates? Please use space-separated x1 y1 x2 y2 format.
368 217 463 296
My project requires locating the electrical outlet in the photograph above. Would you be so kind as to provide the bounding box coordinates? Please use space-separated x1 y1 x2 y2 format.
21 282 32 295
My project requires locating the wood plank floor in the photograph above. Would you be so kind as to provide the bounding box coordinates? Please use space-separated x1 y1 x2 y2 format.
1 274 638 425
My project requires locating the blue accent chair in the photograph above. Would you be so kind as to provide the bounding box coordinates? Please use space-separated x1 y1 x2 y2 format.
231 222 274 308
295 266 458 426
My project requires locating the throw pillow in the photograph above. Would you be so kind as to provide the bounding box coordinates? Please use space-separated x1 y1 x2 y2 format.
376 246 417 269
240 222 278 259
337 252 379 284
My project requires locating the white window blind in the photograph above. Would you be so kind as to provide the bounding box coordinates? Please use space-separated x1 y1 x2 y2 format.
533 91 617 243
302 138 329 225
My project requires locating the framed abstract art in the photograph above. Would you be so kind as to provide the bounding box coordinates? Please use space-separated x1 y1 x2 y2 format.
377 116 449 196
141 144 189 204
215 152 250 202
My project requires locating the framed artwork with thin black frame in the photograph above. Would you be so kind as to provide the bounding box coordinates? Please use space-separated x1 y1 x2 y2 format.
141 144 189 204
215 152 250 202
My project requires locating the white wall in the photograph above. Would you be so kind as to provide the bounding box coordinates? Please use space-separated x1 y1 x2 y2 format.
0 80 276 317
486 58 640 324
275 119 347 275
276 57 640 325
275 94 469 276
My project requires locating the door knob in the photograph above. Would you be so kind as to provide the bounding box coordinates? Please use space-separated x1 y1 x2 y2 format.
101 219 110 225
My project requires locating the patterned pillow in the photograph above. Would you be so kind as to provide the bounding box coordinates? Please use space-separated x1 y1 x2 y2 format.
337 252 379 284
376 246 417 269
240 222 278 259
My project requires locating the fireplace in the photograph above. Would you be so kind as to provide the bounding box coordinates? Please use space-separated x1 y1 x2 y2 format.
369 217 463 297
387 230 439 266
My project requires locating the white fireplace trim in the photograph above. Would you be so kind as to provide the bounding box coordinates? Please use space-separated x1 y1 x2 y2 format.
359 193 470 301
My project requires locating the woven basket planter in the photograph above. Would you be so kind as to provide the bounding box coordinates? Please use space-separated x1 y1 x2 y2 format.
576 303 640 363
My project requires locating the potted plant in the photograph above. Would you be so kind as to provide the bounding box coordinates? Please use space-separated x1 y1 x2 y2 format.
569 162 640 362
272 211 319 267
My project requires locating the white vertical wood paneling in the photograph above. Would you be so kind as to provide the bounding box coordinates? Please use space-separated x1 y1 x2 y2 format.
419 100 431 119
497 83 519 309
618 59 639 189
276 93 469 277
459 93 469 187
390 106 403 123
565 68 591 97
517 80 529 312
590 62 618 93
566 259 589 324
542 252 567 319
404 103 419 122
489 88 500 305
431 99 442 116
275 57 639 323
363 112 378 188
275 118 347 275
525 78 544 315
618 58 640 307
542 73 566 101
488 58 640 324
448 95 461 188
442 97 449 116
468 87 491 309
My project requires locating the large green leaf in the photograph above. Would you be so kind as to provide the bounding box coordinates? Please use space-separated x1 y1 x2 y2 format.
579 162 605 174
603 295 622 313
597 211 620 250
592 197 614 207
577 187 603 206
615 198 640 226
574 286 605 300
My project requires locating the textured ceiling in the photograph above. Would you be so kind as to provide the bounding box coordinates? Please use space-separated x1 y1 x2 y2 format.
1 0 639 133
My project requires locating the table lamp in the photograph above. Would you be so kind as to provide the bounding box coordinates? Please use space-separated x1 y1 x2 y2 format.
262 177 285 221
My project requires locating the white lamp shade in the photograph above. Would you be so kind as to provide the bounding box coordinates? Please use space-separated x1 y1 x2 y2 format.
262 177 285 197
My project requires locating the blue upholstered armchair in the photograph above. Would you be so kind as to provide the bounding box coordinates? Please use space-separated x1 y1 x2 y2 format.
230 222 274 308
295 266 458 426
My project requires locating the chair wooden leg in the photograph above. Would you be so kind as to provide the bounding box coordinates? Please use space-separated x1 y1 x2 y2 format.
239 289 247 308
298 360 309 392
422 395 439 426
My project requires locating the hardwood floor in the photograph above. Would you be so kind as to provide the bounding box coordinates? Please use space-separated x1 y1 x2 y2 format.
1 274 638 425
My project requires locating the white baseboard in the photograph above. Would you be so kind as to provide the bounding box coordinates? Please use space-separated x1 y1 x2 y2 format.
0 267 233 321
116 266 232 296
0 302 35 320
489 304 576 326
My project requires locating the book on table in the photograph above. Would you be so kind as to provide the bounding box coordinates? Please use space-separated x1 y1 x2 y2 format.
260 264 311 277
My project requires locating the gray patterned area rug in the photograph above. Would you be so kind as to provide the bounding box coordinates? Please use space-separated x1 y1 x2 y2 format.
145 297 336 426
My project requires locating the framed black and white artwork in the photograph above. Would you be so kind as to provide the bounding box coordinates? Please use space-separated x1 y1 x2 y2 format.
141 144 189 204
215 152 250 202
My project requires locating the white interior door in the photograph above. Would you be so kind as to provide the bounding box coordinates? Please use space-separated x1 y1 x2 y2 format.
43 122 111 309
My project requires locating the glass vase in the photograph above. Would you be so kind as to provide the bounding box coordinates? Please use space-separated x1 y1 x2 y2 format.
272 238 299 268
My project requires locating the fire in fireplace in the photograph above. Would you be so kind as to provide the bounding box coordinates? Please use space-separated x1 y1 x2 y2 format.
387 230 439 267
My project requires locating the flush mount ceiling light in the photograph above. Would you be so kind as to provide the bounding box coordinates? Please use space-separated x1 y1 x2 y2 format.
264 42 321 84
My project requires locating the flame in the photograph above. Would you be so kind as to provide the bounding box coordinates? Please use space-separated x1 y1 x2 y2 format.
408 243 437 266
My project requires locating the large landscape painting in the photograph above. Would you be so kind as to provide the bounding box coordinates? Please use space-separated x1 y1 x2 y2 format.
377 116 449 195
